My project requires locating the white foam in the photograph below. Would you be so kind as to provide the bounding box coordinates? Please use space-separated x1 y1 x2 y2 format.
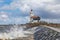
0 25 29 39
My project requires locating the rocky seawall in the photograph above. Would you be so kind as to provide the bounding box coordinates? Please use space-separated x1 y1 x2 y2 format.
34 26 60 40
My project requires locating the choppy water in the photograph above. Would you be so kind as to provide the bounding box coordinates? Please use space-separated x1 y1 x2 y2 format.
0 25 31 39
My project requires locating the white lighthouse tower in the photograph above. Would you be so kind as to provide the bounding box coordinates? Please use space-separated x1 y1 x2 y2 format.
29 9 40 23
30 9 34 22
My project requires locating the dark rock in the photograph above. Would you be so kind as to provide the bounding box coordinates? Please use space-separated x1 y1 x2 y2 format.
34 26 60 40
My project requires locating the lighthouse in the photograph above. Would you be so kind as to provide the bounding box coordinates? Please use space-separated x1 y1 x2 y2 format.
29 9 40 23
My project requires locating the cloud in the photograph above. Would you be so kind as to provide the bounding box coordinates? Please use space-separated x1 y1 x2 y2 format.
0 15 30 24
0 0 4 2
0 0 60 14
41 19 60 23
14 16 30 24
0 0 53 10
0 11 9 21
20 4 30 12
0 0 60 24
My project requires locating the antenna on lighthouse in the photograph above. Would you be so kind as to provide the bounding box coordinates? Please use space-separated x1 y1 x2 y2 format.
31 9 33 11
30 9 33 14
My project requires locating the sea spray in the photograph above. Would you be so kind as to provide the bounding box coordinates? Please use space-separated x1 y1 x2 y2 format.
0 25 29 39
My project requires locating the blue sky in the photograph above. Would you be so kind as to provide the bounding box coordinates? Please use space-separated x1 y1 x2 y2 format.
0 0 60 24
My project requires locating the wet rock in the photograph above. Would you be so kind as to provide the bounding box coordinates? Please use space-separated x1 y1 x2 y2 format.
34 26 60 40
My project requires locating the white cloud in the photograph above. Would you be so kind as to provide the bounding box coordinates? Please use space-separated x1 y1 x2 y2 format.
41 19 60 23
0 11 9 21
0 0 60 24
14 16 30 24
0 0 4 2
45 4 60 14
20 4 30 12
0 0 60 14
1 0 59 12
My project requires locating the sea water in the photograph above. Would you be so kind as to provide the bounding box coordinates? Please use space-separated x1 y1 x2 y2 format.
0 25 29 39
